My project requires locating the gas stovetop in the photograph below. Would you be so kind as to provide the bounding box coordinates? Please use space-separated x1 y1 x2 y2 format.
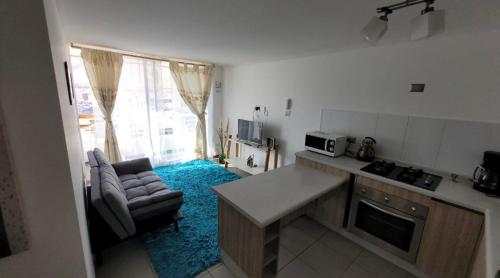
361 160 442 191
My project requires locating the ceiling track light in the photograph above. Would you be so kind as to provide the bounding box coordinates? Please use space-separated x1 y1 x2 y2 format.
361 0 445 43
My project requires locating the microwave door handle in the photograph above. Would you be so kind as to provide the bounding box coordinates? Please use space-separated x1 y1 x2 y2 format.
324 139 328 151
360 200 416 223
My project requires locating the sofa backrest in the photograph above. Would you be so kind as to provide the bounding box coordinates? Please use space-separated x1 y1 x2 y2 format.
88 149 136 239
93 149 127 195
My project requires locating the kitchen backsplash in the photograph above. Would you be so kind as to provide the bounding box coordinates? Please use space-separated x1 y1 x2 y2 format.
320 109 500 177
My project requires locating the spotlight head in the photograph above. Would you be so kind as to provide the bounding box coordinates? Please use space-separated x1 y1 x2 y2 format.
411 9 445 40
361 16 389 44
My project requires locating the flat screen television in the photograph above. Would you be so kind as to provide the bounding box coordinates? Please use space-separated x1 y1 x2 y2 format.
238 119 263 146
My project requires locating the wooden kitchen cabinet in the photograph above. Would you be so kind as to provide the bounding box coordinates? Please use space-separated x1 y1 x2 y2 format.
416 199 484 278
468 231 486 278
296 156 350 228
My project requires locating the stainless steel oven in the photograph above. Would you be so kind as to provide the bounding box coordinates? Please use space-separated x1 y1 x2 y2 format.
348 185 428 262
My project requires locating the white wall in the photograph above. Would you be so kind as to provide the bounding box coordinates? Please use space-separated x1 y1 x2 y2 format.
222 30 500 166
0 0 92 276
43 0 95 276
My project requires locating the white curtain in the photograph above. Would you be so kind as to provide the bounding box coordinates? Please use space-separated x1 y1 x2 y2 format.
114 58 197 165
81 48 123 162
170 62 213 159
71 51 198 166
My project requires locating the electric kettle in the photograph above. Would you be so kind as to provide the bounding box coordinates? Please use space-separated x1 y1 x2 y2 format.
357 137 376 162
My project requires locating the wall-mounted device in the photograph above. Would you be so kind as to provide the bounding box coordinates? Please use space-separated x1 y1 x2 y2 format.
305 131 347 157
409 83 426 92
285 98 292 117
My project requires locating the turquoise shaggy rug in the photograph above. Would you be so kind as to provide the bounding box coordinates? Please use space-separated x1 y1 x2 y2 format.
143 160 240 278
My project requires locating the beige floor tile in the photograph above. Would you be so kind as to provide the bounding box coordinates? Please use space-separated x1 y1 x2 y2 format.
275 259 322 278
209 264 235 278
341 264 374 278
289 216 328 240
299 241 353 278
355 250 409 278
278 245 295 270
319 230 364 260
207 263 223 273
195 271 213 278
280 225 316 256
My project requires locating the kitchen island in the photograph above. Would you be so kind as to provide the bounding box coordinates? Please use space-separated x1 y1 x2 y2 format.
213 163 348 278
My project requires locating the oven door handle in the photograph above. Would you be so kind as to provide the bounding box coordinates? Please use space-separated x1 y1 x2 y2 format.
360 199 416 223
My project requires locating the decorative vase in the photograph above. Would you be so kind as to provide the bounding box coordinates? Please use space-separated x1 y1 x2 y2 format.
218 153 226 164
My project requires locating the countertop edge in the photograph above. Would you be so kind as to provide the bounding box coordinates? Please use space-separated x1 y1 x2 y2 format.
213 166 348 228
295 151 486 212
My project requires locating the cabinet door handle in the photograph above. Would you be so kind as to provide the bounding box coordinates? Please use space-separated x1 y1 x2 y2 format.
360 200 415 223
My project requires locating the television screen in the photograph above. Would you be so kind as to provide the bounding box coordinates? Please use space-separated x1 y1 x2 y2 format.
238 119 263 145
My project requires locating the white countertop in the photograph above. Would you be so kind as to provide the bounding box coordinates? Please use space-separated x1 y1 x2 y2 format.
213 164 347 228
296 150 500 278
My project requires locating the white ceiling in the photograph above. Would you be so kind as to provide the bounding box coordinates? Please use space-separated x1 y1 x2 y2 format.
55 0 500 65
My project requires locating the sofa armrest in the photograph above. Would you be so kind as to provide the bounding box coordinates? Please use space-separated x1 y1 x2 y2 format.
112 158 153 176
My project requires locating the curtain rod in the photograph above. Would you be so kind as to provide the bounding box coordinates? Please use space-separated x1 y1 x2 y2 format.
71 43 213 66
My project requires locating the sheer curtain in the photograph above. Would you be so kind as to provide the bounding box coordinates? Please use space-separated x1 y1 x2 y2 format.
115 58 197 165
71 50 197 166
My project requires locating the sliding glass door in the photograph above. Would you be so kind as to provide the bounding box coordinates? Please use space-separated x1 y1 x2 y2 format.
71 48 197 166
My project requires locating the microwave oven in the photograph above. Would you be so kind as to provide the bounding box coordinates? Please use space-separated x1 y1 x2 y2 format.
305 131 347 157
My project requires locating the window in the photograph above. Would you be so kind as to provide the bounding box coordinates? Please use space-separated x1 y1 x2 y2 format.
71 48 197 166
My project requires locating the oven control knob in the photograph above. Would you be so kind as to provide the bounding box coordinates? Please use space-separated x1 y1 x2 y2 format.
411 206 416 212
384 196 390 202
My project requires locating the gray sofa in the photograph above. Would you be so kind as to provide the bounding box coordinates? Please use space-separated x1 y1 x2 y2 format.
88 148 184 240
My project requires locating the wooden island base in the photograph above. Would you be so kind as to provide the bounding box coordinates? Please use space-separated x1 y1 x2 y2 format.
218 198 280 278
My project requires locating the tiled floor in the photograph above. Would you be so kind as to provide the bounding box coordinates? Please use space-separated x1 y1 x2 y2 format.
95 238 157 278
96 216 416 278
198 216 415 278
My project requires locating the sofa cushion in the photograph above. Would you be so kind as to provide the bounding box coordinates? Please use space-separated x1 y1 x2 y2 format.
130 196 184 222
119 170 183 212
128 189 183 210
112 158 153 176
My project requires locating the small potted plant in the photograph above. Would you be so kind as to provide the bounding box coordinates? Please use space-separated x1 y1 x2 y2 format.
216 120 229 164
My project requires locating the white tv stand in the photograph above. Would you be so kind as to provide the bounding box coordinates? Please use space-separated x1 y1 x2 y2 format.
224 135 280 175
